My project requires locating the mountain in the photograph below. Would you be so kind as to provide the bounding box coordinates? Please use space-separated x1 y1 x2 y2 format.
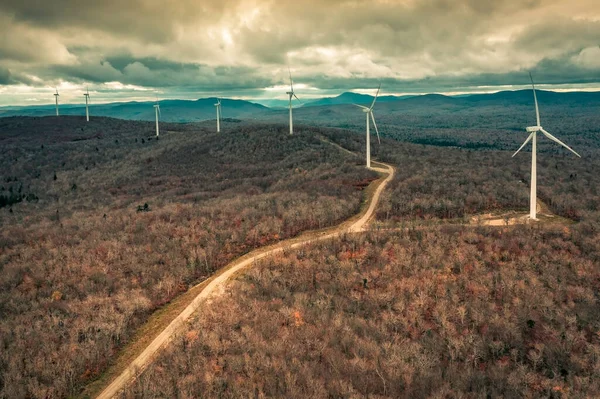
3 90 599 124
462 89 600 106
303 92 413 107
0 98 270 123
250 98 320 108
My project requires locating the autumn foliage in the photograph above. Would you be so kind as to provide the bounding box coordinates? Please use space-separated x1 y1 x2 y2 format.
127 226 600 398
0 117 375 398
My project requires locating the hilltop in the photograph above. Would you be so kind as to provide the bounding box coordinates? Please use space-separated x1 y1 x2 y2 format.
0 116 377 398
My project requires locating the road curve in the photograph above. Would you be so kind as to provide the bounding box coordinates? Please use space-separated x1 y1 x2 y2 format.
96 162 395 399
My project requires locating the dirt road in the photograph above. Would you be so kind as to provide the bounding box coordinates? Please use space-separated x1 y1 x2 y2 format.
95 162 394 399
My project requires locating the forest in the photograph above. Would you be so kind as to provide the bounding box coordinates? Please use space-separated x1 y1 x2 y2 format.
126 226 600 398
0 116 376 398
1 100 599 398
122 103 600 397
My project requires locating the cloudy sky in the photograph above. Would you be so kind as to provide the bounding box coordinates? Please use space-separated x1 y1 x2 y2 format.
1 0 599 105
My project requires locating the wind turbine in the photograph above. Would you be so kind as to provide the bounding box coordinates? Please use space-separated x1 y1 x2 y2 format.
54 89 60 116
153 98 161 137
215 98 221 132
353 84 381 168
512 73 581 220
286 68 301 135
84 87 90 122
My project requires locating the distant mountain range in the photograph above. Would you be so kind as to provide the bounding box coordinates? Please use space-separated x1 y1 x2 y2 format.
0 98 268 123
303 92 414 107
2 90 599 123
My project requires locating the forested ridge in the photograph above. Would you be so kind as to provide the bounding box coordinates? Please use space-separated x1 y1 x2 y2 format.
0 116 375 398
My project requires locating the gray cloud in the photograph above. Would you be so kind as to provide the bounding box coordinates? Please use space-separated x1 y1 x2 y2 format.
0 67 11 84
0 0 599 105
0 0 236 43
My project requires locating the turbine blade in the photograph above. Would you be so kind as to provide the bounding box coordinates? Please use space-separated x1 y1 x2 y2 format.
288 67 294 92
293 93 301 104
529 72 541 126
512 132 534 157
370 111 381 144
353 103 369 110
370 83 381 110
540 128 581 158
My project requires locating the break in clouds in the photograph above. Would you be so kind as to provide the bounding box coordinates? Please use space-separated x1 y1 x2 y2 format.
0 0 599 104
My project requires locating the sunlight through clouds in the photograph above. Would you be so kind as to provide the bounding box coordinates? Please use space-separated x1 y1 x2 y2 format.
0 0 598 105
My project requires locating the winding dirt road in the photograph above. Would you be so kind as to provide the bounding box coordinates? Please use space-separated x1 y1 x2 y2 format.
96 162 394 399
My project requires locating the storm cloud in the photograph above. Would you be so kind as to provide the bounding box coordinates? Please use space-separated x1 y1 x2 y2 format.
0 0 599 105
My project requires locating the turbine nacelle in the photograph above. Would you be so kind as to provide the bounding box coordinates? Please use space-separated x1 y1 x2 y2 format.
526 126 542 133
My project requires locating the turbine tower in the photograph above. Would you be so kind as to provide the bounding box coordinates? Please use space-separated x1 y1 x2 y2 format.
84 87 90 122
353 84 382 168
286 68 301 135
54 89 60 116
215 98 222 132
153 99 161 137
512 73 581 220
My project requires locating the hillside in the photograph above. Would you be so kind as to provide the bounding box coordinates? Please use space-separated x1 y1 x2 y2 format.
129 226 600 398
315 128 600 223
0 116 377 398
262 90 600 154
122 120 600 399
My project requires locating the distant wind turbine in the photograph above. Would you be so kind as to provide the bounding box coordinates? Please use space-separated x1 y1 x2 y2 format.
215 98 222 132
84 87 90 122
154 98 161 137
512 73 581 220
286 68 301 135
54 89 60 116
353 84 382 168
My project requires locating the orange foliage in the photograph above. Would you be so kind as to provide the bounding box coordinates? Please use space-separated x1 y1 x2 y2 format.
293 311 304 327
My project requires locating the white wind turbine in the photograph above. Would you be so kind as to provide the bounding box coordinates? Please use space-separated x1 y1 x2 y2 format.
512 73 581 220
286 68 301 135
153 98 161 137
84 87 90 122
54 89 60 116
215 98 222 132
353 84 382 168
